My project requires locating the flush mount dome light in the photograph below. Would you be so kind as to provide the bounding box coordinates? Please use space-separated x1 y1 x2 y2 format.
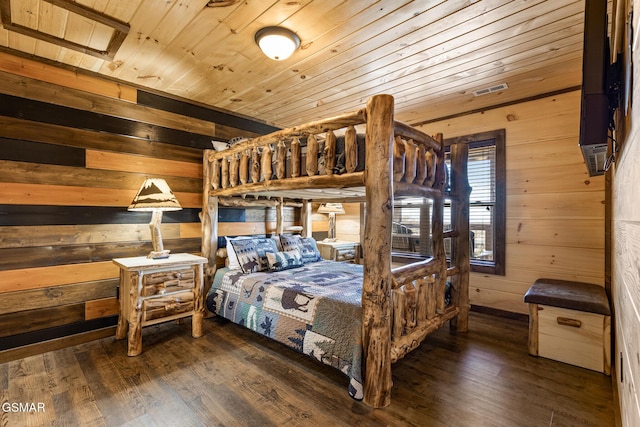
255 26 300 60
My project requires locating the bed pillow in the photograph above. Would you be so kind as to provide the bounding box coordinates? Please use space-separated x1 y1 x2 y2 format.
298 237 322 263
266 249 303 272
231 237 279 273
226 236 253 270
279 234 301 252
279 235 322 264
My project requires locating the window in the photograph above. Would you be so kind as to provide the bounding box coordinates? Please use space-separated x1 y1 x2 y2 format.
391 129 505 275
445 129 505 275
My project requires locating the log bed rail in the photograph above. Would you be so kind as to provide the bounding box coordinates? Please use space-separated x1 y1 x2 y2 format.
201 94 470 408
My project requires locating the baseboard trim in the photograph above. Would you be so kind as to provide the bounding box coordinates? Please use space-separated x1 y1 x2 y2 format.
0 326 116 364
470 304 528 322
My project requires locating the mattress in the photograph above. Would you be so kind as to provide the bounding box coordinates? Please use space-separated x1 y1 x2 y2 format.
206 261 364 399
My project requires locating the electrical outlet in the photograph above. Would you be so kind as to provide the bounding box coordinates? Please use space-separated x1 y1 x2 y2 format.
620 351 624 383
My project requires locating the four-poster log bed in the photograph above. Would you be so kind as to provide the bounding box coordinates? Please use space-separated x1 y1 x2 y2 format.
201 94 471 408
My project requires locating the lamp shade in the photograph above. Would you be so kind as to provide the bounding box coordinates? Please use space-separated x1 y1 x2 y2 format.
255 26 300 60
317 203 345 214
128 178 182 211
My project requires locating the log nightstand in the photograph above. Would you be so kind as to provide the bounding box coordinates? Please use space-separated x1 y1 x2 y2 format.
317 240 360 263
113 253 208 356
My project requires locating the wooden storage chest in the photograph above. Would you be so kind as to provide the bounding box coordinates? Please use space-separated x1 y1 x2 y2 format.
524 278 611 375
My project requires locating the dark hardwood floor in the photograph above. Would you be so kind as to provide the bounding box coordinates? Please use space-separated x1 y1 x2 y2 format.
0 312 614 426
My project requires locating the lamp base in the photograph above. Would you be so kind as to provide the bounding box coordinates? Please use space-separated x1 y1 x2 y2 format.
147 250 170 259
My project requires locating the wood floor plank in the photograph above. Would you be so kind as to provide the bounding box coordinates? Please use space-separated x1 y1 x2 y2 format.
73 344 146 426
0 312 615 427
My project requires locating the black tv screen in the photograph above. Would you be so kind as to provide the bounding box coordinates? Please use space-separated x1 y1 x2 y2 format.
578 0 609 176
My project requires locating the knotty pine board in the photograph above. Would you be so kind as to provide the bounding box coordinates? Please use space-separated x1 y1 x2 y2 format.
0 262 119 293
507 218 605 248
1 182 200 208
0 237 201 270
0 303 85 338
0 160 200 193
0 116 203 163
85 297 119 321
0 224 183 248
85 150 202 180
417 91 605 314
0 279 118 316
0 69 217 136
0 51 278 352
0 51 137 102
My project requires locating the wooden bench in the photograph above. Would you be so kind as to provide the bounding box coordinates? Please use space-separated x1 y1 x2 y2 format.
524 278 611 375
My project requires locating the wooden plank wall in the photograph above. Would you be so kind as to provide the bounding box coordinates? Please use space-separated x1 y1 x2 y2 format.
611 10 640 423
335 203 362 243
0 52 278 355
417 91 605 314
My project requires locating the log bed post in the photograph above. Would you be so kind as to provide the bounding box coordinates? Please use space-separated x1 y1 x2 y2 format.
276 197 284 236
362 94 394 408
202 150 219 297
301 200 312 238
449 143 471 332
431 134 447 315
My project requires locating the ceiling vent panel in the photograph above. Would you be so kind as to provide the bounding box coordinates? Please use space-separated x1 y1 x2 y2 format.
473 83 509 97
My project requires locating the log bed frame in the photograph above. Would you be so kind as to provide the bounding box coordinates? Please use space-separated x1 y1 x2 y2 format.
201 94 471 408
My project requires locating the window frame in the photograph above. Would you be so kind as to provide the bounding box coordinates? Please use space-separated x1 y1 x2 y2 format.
445 129 506 276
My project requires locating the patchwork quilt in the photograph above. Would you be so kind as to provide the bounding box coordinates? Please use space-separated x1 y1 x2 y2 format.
206 261 364 399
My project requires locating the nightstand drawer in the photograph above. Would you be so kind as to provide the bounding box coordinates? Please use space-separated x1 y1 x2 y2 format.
142 292 194 322
141 268 195 296
335 248 356 262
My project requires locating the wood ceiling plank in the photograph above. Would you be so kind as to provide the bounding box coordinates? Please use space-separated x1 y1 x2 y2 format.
209 0 497 112
8 30 36 54
37 0 66 37
11 0 39 29
270 27 583 125
233 0 576 123
33 1 67 60
106 0 208 84
0 0 602 127
166 0 310 97
81 0 141 68
140 0 247 93
400 60 582 124
146 0 279 95
102 0 141 24
63 7 96 47
282 33 583 126
184 0 419 108
97 0 181 77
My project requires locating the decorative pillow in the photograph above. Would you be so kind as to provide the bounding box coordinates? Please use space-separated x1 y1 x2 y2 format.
226 236 252 270
266 249 303 272
231 238 278 273
279 234 301 252
279 235 322 264
298 237 322 263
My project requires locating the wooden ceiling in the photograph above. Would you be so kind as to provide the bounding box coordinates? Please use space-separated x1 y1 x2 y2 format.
0 0 597 128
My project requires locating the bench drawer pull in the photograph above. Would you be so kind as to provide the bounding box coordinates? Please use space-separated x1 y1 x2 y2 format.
557 317 582 328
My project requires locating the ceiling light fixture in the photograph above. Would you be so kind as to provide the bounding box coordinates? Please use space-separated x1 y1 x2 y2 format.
255 26 300 60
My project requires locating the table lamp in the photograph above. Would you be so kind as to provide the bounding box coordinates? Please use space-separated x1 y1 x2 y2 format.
128 178 182 259
317 203 345 241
